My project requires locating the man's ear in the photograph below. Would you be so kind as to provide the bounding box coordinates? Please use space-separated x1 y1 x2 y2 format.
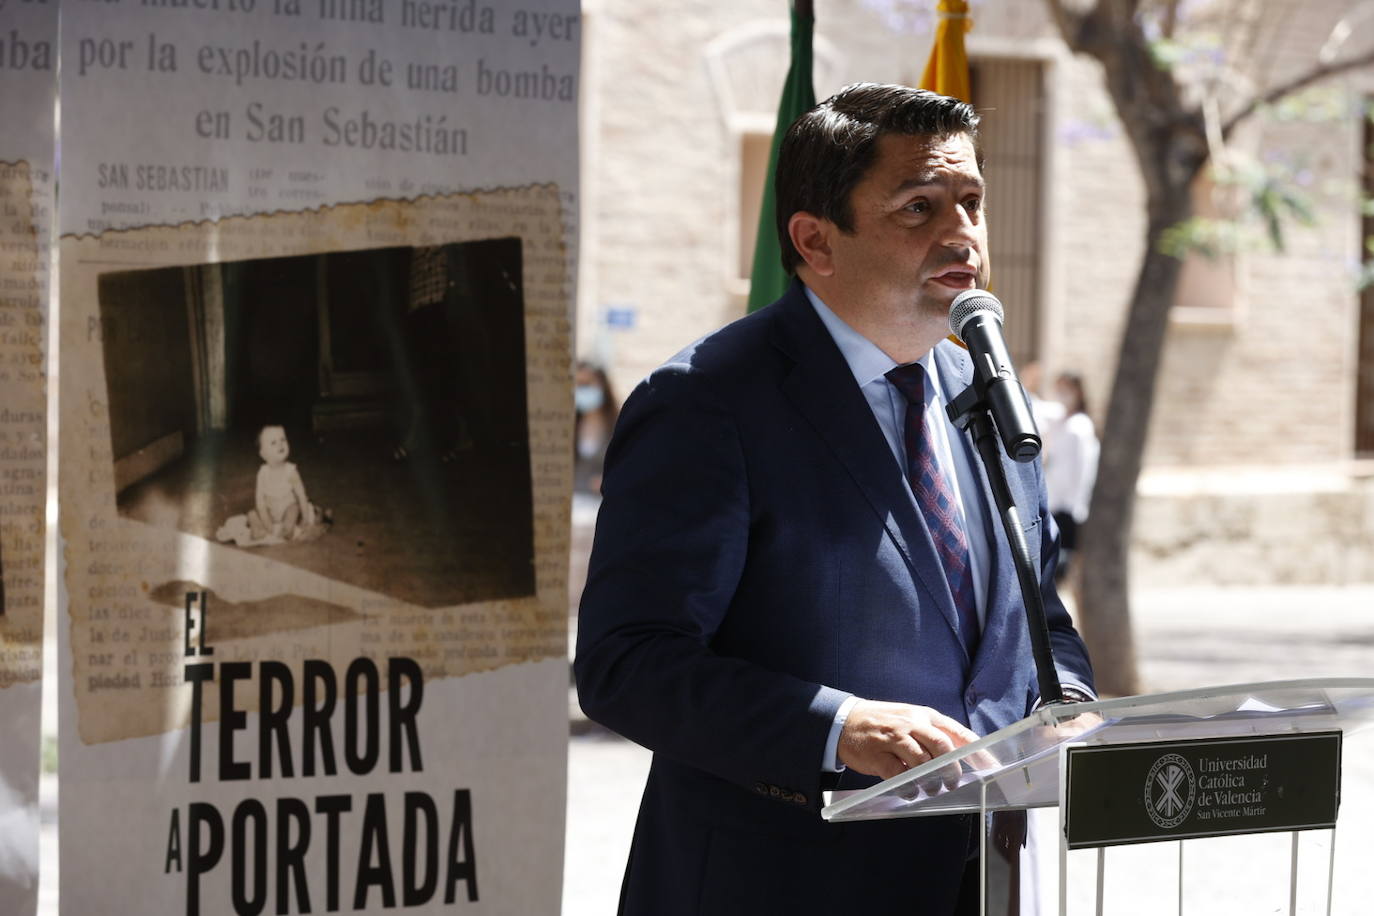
788 212 835 277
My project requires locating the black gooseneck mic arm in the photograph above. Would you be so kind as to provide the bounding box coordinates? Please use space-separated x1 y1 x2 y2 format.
945 290 1064 707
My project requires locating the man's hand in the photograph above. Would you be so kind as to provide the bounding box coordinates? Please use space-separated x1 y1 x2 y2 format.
838 700 980 780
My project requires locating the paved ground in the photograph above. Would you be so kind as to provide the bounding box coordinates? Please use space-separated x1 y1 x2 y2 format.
563 586 1374 915
32 586 1374 914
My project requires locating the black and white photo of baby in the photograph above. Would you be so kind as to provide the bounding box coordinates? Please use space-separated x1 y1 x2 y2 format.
98 238 534 609
216 424 332 546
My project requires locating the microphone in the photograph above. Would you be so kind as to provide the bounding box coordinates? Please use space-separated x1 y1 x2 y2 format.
948 289 1041 462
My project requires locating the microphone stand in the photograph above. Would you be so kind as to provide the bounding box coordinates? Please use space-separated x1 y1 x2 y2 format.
946 383 1064 706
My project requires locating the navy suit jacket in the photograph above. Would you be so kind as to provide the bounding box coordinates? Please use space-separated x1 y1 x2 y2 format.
574 281 1094 915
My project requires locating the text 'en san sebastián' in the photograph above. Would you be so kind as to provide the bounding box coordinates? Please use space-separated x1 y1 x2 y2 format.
190 103 471 156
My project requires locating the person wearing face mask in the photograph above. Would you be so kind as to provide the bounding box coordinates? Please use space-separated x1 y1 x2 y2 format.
573 360 618 496
1042 372 1098 582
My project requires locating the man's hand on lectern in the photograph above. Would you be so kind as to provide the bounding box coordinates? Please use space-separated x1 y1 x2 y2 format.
838 700 980 781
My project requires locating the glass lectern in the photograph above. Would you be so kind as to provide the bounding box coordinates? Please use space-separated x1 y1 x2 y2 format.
822 678 1374 915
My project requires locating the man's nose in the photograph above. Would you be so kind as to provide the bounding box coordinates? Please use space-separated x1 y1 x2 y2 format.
942 205 979 248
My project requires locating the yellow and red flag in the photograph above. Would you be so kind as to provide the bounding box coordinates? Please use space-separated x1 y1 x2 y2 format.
919 0 972 102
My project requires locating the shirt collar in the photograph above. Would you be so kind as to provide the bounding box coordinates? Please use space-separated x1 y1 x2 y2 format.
804 284 938 399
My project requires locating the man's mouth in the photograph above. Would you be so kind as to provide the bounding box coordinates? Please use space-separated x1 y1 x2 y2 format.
929 265 979 289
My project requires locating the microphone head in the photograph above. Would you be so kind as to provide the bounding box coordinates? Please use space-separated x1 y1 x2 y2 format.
949 289 1004 338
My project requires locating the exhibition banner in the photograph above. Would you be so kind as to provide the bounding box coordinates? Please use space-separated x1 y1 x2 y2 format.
0 3 56 913
56 2 578 912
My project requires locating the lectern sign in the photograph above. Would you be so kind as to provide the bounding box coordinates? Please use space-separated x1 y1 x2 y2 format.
1064 732 1341 849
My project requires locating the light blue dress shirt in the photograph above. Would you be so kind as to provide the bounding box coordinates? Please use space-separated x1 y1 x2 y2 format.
804 286 994 772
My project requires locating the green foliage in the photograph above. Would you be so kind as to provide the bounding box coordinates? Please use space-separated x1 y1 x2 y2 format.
1147 38 1187 70
1355 235 1374 291
1271 86 1350 124
1161 155 1316 260
1145 28 1225 76
1358 259 1374 291
1159 216 1243 259
1247 169 1316 252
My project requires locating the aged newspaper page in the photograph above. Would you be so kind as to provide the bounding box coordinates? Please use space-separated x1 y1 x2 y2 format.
0 4 55 913
57 3 577 912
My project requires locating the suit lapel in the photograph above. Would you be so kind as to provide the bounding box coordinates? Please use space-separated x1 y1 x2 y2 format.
770 286 965 651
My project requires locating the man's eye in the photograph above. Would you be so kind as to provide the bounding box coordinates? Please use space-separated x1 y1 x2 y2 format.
964 198 982 213
906 200 929 214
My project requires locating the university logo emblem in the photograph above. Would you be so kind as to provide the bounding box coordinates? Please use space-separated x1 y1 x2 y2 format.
1144 754 1195 829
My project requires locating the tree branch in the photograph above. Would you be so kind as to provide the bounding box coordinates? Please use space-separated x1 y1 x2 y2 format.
1222 46 1374 139
1114 0 1143 20
1162 0 1181 39
1043 0 1093 53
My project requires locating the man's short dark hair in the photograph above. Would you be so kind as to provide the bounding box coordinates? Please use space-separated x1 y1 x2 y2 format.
774 83 982 274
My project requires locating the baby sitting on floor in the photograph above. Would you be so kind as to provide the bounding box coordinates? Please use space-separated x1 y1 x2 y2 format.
216 425 331 546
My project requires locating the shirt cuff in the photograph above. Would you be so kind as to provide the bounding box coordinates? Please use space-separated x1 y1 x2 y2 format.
822 695 861 773
1034 684 1096 710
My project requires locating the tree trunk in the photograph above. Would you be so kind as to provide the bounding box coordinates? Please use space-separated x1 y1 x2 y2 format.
1076 193 1192 697
1040 0 1209 697
1041 0 1365 696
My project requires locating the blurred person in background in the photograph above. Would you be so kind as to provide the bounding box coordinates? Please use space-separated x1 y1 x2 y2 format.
573 360 618 496
1020 361 1065 443
1043 372 1098 582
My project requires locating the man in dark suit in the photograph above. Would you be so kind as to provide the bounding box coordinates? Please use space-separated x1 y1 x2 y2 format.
574 83 1094 915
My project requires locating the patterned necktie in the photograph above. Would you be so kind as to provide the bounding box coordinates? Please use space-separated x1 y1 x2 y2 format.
884 363 980 653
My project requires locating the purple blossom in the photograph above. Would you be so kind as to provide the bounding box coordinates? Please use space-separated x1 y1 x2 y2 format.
858 0 987 37
1058 118 1116 146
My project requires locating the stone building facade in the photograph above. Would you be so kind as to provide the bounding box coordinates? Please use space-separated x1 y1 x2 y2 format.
572 0 1374 585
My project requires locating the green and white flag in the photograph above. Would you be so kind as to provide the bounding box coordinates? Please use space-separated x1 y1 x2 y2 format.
746 3 815 313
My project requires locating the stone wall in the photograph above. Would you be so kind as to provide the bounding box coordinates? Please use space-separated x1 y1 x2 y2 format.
1133 467 1374 585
